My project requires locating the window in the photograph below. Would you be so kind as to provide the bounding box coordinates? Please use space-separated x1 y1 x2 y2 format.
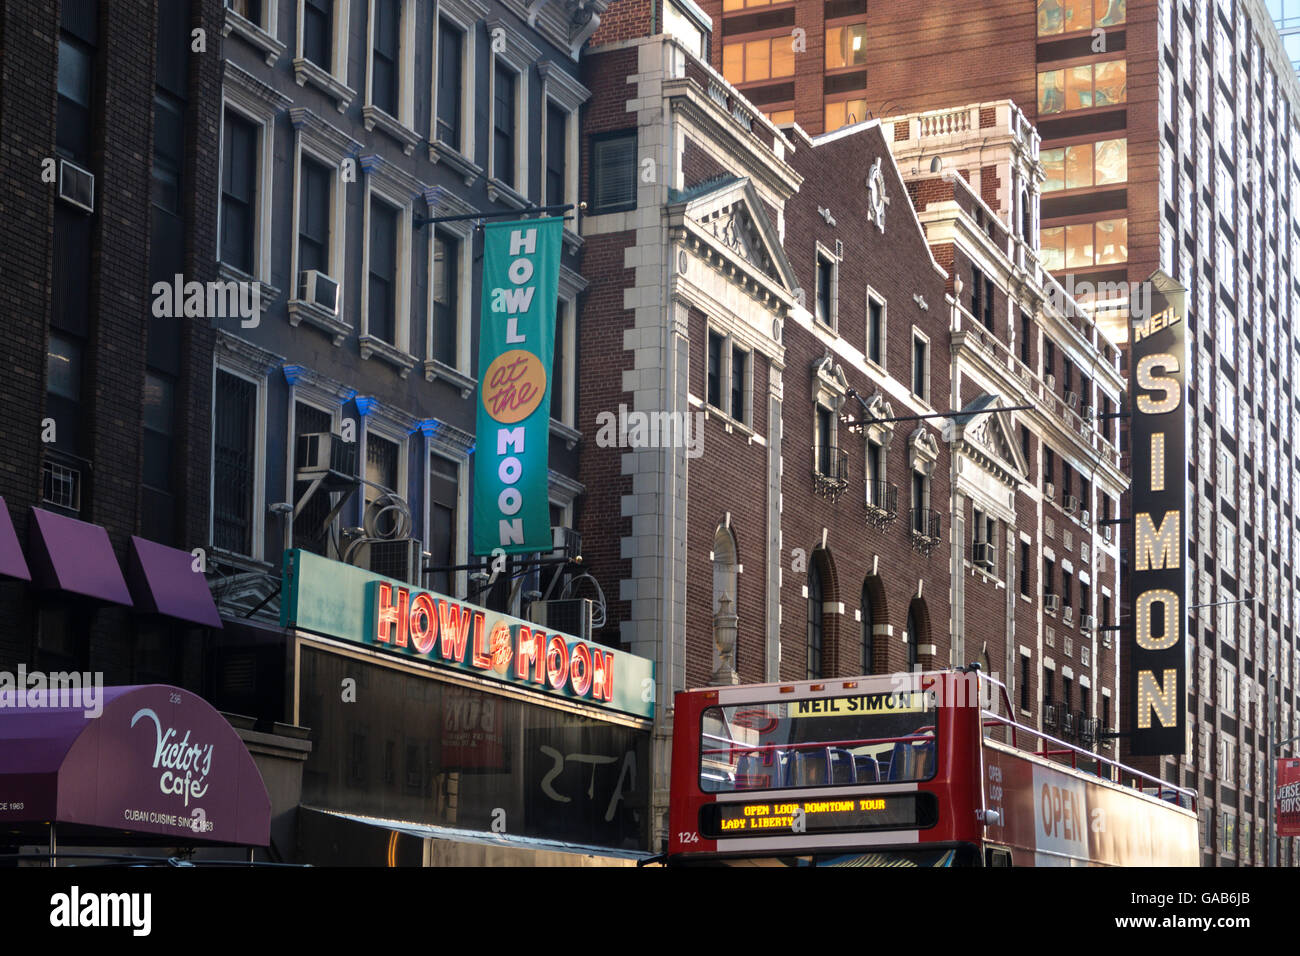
1043 338 1054 382
1042 138 1128 192
298 155 331 276
971 266 993 329
431 230 458 366
1020 653 1031 711
973 509 996 572
1080 581 1090 620
1062 571 1072 612
1102 592 1112 628
1044 557 1055 598
546 102 567 208
807 556 825 679
1042 218 1128 269
731 344 749 425
213 369 258 556
707 330 724 410
815 252 836 328
228 0 264 23
427 453 459 595
492 61 517 188
824 98 867 132
590 130 637 213
861 582 874 675
303 0 333 68
435 18 464 148
713 524 740 673
1020 540 1032 596
664 0 706 57
1044 445 1054 490
293 401 335 555
552 299 568 421
141 372 175 496
1020 425 1030 467
1044 667 1055 707
825 23 867 70
367 197 398 344
911 470 929 532
365 432 400 516
370 0 400 116
816 405 835 476
46 332 84 456
867 293 885 365
721 36 795 85
1037 0 1126 36
220 111 258 275
57 34 94 162
911 332 929 401
1037 60 1126 114
905 602 921 671
866 440 883 505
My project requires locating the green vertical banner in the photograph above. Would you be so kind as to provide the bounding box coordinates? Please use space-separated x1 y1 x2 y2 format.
473 217 563 555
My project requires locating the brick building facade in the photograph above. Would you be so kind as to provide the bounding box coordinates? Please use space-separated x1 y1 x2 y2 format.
0 0 223 684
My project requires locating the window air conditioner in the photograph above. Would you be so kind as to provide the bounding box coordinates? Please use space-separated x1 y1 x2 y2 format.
1064 494 1079 514
295 431 358 479
972 541 995 569
368 538 424 587
1044 593 1061 613
1102 525 1113 543
1081 614 1096 632
1045 373 1056 390
1044 482 1056 501
59 159 95 213
1066 391 1079 410
299 269 341 314
528 598 594 642
1063 605 1074 625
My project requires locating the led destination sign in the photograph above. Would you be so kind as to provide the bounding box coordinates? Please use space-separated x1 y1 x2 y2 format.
700 793 937 839
793 691 931 717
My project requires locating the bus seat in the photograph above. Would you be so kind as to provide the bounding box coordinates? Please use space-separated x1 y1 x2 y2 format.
790 748 831 786
828 748 856 784
853 755 881 782
888 740 936 781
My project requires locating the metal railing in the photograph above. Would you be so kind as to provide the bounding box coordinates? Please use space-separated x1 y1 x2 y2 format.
812 446 849 502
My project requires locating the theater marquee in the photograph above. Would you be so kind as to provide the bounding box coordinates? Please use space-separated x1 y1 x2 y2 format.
1127 270 1188 756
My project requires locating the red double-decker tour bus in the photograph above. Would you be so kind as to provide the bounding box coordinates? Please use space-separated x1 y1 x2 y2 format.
668 670 1198 866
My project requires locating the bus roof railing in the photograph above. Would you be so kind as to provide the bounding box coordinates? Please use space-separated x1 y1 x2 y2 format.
980 707 1197 810
701 731 935 757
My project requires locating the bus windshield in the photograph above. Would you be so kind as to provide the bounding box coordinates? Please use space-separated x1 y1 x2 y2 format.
700 689 938 793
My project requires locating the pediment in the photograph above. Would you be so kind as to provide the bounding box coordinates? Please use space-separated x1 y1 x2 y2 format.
966 409 1028 479
674 177 798 293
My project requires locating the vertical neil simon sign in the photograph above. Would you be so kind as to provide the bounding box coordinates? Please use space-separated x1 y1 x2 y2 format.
1128 270 1187 755
474 218 563 555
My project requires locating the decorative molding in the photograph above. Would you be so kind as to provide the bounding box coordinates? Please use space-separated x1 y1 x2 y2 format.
429 139 485 186
536 60 591 110
866 156 889 232
360 153 428 202
817 205 837 226
362 105 422 155
424 184 479 219
549 418 582 451
811 353 850 411
548 468 586 502
215 330 284 378
289 107 363 158
420 417 475 459
908 425 940 477
288 299 351 346
423 358 476 398
223 9 286 66
223 62 294 115
358 335 419 378
292 56 355 113
486 176 529 209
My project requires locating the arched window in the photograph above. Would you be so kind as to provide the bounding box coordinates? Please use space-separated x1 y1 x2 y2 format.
807 558 824 679
860 582 874 675
906 601 923 672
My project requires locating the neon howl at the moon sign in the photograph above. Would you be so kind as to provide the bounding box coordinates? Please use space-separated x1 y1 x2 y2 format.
1127 271 1188 756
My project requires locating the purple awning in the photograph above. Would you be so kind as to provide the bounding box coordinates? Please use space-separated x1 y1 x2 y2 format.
0 684 270 845
126 536 222 628
0 497 31 581
27 506 132 605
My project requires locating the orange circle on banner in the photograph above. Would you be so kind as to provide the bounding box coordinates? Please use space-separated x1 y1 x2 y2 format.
483 349 547 424
490 620 513 675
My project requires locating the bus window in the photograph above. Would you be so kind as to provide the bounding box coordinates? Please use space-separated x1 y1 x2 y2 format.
699 690 937 794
